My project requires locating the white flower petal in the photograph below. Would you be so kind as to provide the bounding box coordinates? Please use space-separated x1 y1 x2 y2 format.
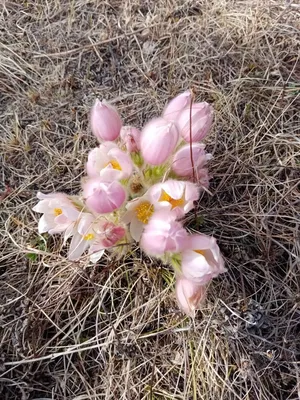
38 214 55 233
32 199 51 213
89 249 105 264
130 218 144 241
68 234 89 260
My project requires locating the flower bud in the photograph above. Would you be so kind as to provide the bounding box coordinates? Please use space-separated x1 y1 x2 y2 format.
83 178 126 214
120 126 141 152
176 102 213 142
163 91 192 121
140 118 179 165
172 143 212 178
90 99 122 141
175 277 206 317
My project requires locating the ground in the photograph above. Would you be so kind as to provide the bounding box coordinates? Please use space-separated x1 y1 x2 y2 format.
1 1 300 399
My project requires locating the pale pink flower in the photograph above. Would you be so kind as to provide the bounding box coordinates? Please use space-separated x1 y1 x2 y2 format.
175 277 206 317
172 143 212 178
140 211 188 256
148 180 199 217
89 222 126 263
86 142 133 181
68 215 126 262
91 99 122 141
122 193 167 241
176 102 213 142
181 234 226 284
83 178 126 214
163 90 192 121
32 192 80 236
140 118 179 165
120 126 141 153
68 213 97 260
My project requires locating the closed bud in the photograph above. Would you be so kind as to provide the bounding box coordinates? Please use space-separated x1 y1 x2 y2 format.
91 99 122 142
163 90 192 121
176 102 213 142
175 277 206 317
172 143 212 178
140 118 179 165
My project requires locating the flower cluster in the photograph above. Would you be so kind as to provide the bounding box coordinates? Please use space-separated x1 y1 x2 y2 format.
33 91 226 316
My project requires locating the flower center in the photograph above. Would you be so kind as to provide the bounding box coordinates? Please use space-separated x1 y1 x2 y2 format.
195 250 206 256
83 233 95 241
54 208 63 216
135 201 154 224
106 159 122 171
159 189 185 209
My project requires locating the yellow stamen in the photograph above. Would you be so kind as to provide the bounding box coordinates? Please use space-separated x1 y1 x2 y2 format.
195 250 205 256
159 189 185 209
105 159 122 170
135 201 154 224
83 233 95 241
54 208 63 216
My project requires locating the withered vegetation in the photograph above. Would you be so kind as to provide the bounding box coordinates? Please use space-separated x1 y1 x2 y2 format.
0 1 300 399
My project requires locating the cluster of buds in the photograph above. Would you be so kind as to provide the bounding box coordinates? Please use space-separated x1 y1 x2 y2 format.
33 91 226 316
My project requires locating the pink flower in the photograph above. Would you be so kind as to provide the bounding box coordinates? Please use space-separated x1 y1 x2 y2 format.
163 90 192 121
175 277 206 317
172 143 212 178
32 192 80 236
68 215 126 261
176 102 213 142
91 99 122 142
83 178 126 214
122 193 167 241
140 211 188 256
89 222 126 263
86 142 133 181
181 234 226 284
120 126 141 152
68 213 96 260
140 118 179 165
149 180 199 217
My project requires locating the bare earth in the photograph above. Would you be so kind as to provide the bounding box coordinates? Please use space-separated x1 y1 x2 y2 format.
1 1 300 399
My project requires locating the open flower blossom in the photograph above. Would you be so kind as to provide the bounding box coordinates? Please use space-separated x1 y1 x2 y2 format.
120 126 141 153
32 192 80 236
176 102 213 142
91 99 122 142
140 210 188 256
122 193 167 241
33 93 224 316
140 118 179 165
69 215 126 261
172 143 212 178
163 90 192 121
149 180 199 217
181 234 226 284
83 178 126 214
175 277 206 317
86 142 133 181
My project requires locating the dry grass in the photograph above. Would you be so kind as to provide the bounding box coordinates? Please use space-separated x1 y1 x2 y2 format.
1 0 300 399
